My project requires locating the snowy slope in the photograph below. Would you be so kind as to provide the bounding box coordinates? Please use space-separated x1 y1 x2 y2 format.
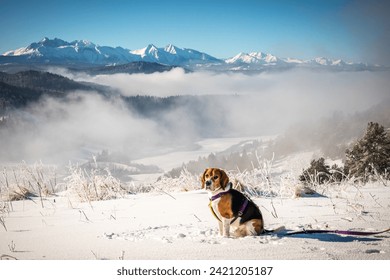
0 124 389 262
0 181 389 260
0 134 389 261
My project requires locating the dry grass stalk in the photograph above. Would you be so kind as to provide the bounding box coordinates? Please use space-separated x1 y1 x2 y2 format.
7 186 37 201
0 216 7 231
66 164 128 202
1 163 59 207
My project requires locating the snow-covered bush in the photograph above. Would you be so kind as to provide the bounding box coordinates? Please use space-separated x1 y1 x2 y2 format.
345 122 390 183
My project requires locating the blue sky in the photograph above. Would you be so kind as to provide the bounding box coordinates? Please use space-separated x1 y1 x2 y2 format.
0 0 389 64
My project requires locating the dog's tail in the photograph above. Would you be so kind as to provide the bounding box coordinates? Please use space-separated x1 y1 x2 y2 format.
263 226 285 234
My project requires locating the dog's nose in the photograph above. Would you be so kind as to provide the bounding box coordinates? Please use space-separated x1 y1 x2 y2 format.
205 180 212 187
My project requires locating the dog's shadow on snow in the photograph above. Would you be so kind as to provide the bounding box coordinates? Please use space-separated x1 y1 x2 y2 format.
278 232 383 242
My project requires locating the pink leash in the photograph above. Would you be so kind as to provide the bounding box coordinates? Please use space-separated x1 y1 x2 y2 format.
285 228 390 236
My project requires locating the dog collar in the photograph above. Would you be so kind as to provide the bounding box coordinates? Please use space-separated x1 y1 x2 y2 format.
210 190 230 201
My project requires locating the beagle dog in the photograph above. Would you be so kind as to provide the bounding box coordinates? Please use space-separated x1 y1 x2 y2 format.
201 167 264 238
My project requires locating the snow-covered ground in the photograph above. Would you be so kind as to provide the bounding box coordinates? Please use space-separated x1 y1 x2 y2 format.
1 164 389 261
0 183 389 260
0 137 389 261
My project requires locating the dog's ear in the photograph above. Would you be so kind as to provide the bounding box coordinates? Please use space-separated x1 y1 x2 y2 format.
200 168 208 189
219 169 229 189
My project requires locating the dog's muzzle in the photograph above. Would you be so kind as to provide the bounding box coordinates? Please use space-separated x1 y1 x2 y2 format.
205 180 212 189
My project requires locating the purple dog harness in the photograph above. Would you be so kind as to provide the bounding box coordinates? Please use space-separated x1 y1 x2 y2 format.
209 190 249 224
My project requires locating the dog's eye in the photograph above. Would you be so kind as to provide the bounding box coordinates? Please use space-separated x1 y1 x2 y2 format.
213 175 219 180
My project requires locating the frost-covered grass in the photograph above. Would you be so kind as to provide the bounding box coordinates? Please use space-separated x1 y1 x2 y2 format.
0 161 131 204
139 152 303 198
0 162 58 203
0 149 388 207
65 163 129 203
0 156 339 205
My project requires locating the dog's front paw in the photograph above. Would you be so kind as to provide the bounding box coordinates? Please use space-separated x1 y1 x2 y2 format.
218 232 229 238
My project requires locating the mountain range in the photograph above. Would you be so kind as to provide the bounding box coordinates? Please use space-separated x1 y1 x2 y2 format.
0 37 383 72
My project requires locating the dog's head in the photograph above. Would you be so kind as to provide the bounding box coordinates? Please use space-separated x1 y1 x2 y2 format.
201 168 229 192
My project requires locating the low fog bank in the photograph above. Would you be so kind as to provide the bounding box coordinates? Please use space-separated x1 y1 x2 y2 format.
58 67 390 101
0 93 166 163
0 69 389 165
62 67 390 129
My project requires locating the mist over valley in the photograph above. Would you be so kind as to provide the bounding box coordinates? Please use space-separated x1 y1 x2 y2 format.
1 67 389 174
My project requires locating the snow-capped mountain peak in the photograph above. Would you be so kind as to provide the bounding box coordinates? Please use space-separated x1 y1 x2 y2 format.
311 57 349 67
225 51 280 65
314 57 331 66
37 37 68 48
129 43 221 65
72 39 96 47
40 37 49 43
3 37 138 64
1 37 380 71
248 52 266 59
164 44 179 54
225 52 253 64
2 38 223 66
131 44 159 58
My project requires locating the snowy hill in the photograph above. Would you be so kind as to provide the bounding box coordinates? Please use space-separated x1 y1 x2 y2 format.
0 37 382 72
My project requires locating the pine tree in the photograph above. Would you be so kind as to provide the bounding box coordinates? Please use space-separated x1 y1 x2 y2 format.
345 122 390 182
299 157 331 185
299 158 344 185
